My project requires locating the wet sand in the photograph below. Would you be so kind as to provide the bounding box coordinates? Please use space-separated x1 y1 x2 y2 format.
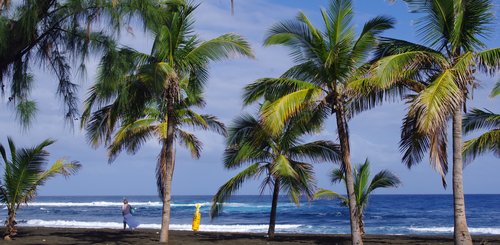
4 227 500 244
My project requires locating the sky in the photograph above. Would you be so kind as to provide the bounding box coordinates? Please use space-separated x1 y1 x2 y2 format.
0 0 499 196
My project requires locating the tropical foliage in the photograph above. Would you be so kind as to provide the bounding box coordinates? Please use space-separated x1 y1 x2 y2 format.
357 0 499 243
80 0 253 243
0 0 168 128
0 137 81 238
211 110 341 238
242 0 395 243
463 83 500 162
315 159 401 235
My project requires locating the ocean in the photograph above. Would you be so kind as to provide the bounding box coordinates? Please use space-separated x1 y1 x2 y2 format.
1 195 499 235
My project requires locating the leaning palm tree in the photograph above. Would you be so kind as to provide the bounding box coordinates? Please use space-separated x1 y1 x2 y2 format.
0 0 167 128
81 1 253 243
242 0 394 243
0 137 81 239
462 83 500 162
211 110 341 239
357 1 499 243
315 159 401 236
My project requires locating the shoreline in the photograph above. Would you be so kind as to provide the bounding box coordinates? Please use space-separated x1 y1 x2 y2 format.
4 227 500 244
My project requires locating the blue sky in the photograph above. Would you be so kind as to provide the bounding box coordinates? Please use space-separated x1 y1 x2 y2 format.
1 0 499 196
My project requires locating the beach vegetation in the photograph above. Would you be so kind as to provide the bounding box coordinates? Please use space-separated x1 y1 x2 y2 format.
0 0 168 129
358 1 499 243
0 137 81 240
80 0 253 243
211 110 341 239
242 0 395 243
315 159 401 235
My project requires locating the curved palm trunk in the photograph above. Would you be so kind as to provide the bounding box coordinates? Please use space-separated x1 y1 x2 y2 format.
268 178 280 239
358 210 365 236
335 104 363 245
452 106 472 245
5 207 17 237
159 105 177 243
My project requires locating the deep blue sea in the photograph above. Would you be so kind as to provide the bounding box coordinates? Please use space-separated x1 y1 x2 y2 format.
1 195 499 235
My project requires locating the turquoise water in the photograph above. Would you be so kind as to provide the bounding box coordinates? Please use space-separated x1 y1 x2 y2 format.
1 195 499 235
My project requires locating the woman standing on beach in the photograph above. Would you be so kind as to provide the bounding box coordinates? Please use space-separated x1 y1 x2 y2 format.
122 199 139 230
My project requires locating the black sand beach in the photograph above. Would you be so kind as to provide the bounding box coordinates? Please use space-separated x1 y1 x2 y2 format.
3 227 500 244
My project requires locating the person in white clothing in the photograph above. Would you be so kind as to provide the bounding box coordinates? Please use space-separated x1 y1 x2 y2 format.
122 198 139 230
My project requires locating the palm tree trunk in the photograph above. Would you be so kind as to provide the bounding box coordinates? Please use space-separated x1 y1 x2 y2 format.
358 210 365 236
268 178 280 239
452 105 472 245
335 104 363 245
159 107 177 243
5 208 17 237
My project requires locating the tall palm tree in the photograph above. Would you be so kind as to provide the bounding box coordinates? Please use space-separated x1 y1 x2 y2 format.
211 110 341 239
242 0 394 243
0 137 81 239
462 83 500 162
0 0 167 128
357 1 499 243
315 159 401 235
81 1 253 243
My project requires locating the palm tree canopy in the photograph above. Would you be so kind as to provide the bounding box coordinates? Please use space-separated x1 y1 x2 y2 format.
315 159 401 211
242 0 395 135
0 137 81 206
211 111 342 218
81 0 252 149
350 0 499 183
0 0 170 128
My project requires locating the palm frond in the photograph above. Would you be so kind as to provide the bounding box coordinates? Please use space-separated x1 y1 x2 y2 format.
243 78 317 106
261 88 323 136
476 48 500 75
463 129 500 163
463 108 500 133
177 130 202 159
351 15 395 64
186 33 254 63
367 170 401 193
210 163 262 218
410 69 461 134
490 82 500 98
314 188 348 205
289 140 341 164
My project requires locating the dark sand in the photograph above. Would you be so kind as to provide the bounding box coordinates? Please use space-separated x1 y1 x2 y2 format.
4 227 500 244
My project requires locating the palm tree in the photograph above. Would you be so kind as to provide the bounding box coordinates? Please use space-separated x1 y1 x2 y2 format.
357 1 499 243
81 1 253 243
0 0 168 128
211 111 341 239
242 0 394 243
315 159 401 236
0 137 81 239
462 83 500 162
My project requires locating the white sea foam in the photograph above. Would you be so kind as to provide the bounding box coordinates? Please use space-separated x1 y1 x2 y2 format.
21 219 301 233
408 226 500 235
